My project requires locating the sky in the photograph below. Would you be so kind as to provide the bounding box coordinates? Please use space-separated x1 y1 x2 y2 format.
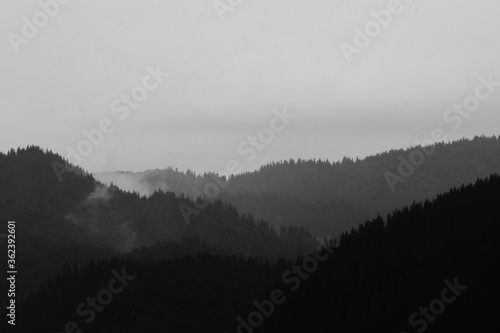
1 0 500 175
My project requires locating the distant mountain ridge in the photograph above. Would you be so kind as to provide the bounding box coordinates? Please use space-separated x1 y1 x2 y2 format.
94 135 500 237
224 135 500 209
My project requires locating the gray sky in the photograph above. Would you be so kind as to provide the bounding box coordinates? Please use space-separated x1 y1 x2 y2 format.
1 0 500 174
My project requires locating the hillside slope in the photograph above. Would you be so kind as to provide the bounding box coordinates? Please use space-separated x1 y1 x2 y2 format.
9 174 500 332
0 146 313 299
95 135 500 237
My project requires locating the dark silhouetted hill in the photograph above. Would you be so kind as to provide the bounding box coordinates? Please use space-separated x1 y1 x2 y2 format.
0 146 313 300
9 174 500 332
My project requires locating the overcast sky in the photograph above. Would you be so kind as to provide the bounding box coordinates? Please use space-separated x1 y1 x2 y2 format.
1 0 499 174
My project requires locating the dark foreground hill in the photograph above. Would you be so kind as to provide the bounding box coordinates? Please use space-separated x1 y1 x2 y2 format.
8 174 500 332
256 175 500 332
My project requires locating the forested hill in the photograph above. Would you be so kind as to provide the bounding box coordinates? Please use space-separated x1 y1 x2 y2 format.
94 135 500 238
219 135 500 237
218 191 376 240
0 146 313 299
9 175 500 332
225 135 500 211
256 174 500 332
